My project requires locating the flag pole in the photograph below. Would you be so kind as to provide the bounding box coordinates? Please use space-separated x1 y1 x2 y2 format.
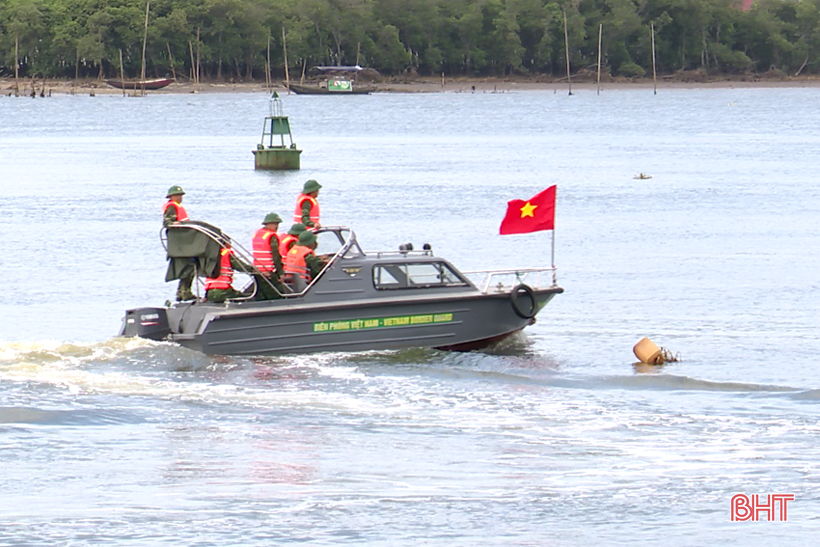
551 187 557 285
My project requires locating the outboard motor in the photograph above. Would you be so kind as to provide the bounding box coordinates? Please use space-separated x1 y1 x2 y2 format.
120 307 171 340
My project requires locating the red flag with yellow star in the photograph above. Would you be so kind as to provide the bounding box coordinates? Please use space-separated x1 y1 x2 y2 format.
499 186 556 235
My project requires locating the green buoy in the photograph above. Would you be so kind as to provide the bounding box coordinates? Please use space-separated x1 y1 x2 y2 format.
253 92 302 170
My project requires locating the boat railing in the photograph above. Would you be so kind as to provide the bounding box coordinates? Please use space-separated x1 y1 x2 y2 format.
364 249 434 259
164 223 358 301
162 222 280 301
461 267 558 294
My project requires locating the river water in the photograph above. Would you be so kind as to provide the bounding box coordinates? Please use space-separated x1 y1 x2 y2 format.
1 86 818 545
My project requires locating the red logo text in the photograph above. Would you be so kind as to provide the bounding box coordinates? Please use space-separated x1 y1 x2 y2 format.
731 494 794 522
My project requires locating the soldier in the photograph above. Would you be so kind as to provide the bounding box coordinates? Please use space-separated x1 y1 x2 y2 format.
278 223 306 261
162 185 194 301
163 185 189 227
292 179 322 230
284 231 327 283
203 242 251 303
251 213 287 300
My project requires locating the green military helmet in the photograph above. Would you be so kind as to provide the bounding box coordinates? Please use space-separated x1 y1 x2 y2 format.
262 212 283 225
298 230 317 246
302 179 322 194
288 223 306 236
166 185 185 197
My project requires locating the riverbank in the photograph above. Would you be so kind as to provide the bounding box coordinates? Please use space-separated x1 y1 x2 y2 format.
4 73 820 96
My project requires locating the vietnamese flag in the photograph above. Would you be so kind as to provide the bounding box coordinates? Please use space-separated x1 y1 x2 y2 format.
499 186 556 235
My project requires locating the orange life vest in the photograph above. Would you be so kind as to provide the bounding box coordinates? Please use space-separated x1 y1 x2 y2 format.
292 194 320 226
204 248 233 290
284 245 313 281
162 200 188 222
252 228 279 273
279 234 298 262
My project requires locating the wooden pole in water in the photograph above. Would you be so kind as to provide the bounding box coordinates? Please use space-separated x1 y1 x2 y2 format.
597 23 602 96
166 43 177 82
282 27 291 94
266 34 271 91
188 41 196 85
119 49 126 97
196 27 201 92
14 33 19 96
72 47 79 95
140 1 150 96
651 22 657 95
563 10 572 96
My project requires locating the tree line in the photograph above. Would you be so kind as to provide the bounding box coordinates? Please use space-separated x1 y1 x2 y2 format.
2 0 820 82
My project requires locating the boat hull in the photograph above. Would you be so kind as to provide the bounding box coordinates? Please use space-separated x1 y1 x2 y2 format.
105 78 175 90
288 83 374 95
165 288 561 356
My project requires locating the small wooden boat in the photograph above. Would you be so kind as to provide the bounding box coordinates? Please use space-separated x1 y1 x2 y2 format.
288 81 374 95
288 66 377 95
105 77 175 90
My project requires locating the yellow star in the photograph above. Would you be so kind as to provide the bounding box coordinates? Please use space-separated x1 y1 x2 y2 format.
520 202 537 218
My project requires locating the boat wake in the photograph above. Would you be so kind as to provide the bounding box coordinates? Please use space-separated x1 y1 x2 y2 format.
0 337 210 372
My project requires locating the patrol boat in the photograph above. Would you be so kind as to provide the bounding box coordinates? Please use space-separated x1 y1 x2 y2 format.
120 223 563 356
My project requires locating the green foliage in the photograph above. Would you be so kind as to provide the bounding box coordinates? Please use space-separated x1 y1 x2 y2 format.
617 60 646 76
1 0 820 79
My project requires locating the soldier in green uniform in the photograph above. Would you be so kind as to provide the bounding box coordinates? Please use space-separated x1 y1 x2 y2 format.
204 243 253 304
252 213 288 301
283 230 328 282
162 185 195 301
293 179 322 229
301 231 328 279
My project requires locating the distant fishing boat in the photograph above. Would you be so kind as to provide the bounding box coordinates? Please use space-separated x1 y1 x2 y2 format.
288 66 377 95
105 77 174 90
288 81 374 95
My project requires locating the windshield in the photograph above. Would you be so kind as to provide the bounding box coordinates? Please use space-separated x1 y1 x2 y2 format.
315 228 362 259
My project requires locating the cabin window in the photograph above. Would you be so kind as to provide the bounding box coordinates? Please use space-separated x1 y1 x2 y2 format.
373 263 468 290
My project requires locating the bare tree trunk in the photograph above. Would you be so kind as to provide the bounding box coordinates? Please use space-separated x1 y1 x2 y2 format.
140 1 150 96
283 27 291 91
563 10 572 96
266 34 271 90
795 54 809 76
189 41 196 83
119 49 126 97
651 22 657 95
167 43 177 81
196 27 201 90
597 23 602 95
14 33 19 95
217 34 223 81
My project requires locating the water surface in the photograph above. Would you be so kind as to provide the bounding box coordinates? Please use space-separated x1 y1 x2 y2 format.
1 87 818 545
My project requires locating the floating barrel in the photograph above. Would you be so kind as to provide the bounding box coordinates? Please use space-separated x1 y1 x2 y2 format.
633 337 664 364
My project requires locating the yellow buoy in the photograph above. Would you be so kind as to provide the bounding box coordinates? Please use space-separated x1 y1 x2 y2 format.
633 337 664 365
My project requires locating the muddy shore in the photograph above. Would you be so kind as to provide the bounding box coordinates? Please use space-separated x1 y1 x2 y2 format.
4 74 820 96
